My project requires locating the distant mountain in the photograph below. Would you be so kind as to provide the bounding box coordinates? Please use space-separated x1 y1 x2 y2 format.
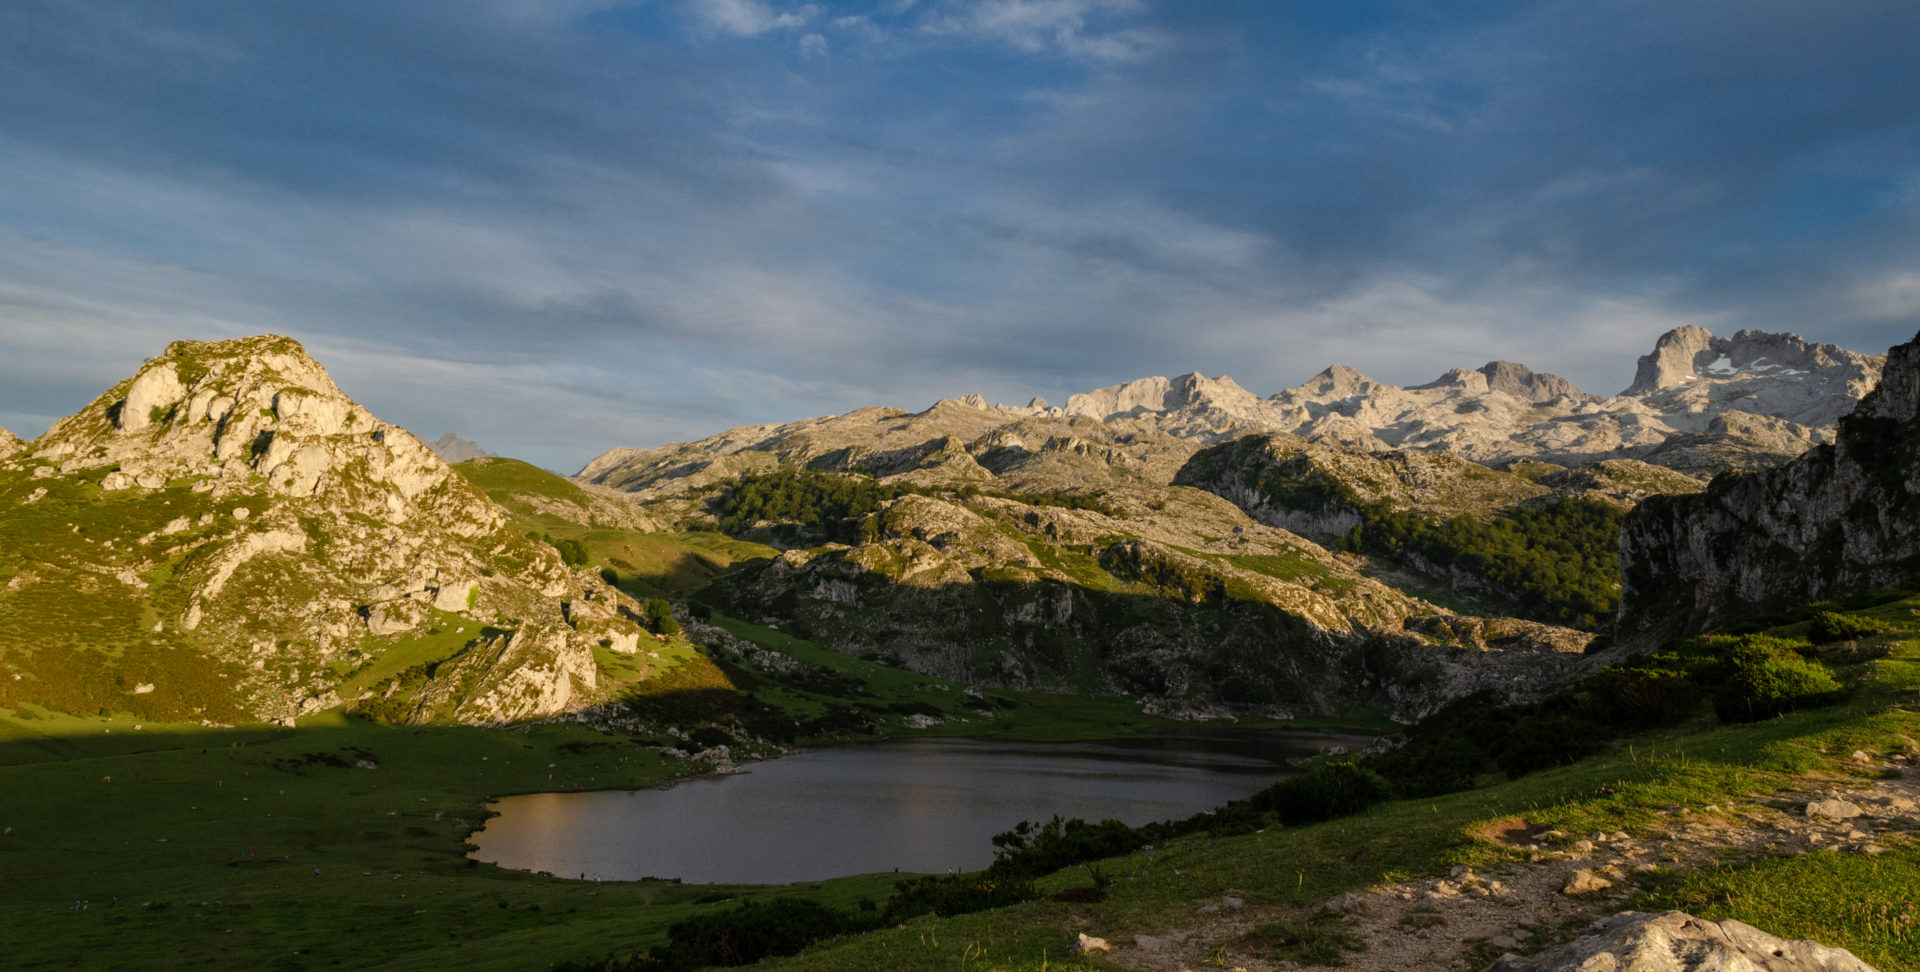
429 432 494 463
0 336 648 726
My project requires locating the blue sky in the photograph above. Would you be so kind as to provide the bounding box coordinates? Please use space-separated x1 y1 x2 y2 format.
2 1 1917 472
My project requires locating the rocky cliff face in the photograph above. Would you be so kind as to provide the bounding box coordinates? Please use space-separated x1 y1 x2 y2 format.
0 336 649 726
1618 330 1920 639
0 425 20 459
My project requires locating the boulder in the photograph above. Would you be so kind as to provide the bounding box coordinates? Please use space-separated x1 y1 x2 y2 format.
1070 933 1110 956
1807 799 1863 821
1561 869 1613 896
1483 910 1877 972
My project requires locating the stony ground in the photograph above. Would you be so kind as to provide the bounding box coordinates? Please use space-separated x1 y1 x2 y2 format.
1098 754 1918 972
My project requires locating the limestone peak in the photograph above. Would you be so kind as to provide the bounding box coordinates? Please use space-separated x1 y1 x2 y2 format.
1284 364 1379 400
30 333 495 533
430 433 496 463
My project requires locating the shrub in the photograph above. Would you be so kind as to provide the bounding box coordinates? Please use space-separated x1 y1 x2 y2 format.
1494 714 1608 776
1712 655 1843 722
643 599 682 637
1810 611 1892 643
1249 761 1394 826
651 898 855 969
989 815 1146 878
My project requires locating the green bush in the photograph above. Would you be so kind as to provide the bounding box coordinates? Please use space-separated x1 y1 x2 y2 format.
643 598 682 637
1712 655 1843 722
1249 760 1394 826
532 532 590 567
1811 611 1892 643
988 815 1146 878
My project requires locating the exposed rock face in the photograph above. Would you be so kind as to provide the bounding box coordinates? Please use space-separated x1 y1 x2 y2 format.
1483 910 1877 972
0 336 647 726
429 433 495 463
1618 330 1920 639
0 425 21 459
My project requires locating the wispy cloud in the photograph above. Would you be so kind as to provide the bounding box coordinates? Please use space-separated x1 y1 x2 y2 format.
918 0 1164 61
689 0 820 37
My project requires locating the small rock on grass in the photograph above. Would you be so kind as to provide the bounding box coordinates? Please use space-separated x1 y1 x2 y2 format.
1072 933 1111 956
1562 869 1614 896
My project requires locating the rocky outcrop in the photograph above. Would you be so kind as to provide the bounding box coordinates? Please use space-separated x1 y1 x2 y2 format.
0 425 21 459
1483 910 1877 972
0 336 649 726
1535 459 1705 508
1172 434 1550 541
429 433 495 462
1618 330 1920 639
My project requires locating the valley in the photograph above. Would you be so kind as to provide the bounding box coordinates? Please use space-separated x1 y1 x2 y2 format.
2 326 1918 971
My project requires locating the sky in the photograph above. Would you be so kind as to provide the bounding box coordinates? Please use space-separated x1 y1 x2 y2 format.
1 1 1917 472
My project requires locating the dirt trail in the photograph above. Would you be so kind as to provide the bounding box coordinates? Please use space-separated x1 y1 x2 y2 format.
1100 757 1918 972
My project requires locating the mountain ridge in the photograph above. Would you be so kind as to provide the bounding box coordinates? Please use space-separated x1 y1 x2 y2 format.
577 326 1883 498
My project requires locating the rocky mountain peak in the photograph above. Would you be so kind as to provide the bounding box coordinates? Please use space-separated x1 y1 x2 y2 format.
28 334 495 532
0 334 645 726
430 433 496 463
1286 364 1379 400
1477 360 1592 403
1063 372 1258 420
1626 325 1719 393
1624 326 1878 396
0 424 20 459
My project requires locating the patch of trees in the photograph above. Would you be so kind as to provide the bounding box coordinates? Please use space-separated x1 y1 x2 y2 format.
712 469 1117 543
530 531 589 567
1341 497 1624 629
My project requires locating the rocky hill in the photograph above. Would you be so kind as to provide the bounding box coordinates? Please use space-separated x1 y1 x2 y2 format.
1619 328 1920 639
0 336 651 726
0 425 20 459
701 475 1591 721
577 328 1879 502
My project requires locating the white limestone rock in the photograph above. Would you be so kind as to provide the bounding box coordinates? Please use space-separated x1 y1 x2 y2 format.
1483 910 1877 972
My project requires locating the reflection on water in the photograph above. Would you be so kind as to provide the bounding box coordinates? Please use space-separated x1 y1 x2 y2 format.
470 731 1371 884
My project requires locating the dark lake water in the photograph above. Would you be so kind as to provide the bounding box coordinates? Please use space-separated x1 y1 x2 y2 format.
469 730 1373 884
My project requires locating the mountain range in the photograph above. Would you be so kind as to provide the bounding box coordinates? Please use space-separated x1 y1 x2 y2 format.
0 324 1905 730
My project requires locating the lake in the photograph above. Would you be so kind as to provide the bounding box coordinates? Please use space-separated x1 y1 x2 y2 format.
469 730 1373 884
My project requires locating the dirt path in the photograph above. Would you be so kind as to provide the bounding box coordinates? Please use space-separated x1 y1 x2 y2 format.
1100 756 1918 972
